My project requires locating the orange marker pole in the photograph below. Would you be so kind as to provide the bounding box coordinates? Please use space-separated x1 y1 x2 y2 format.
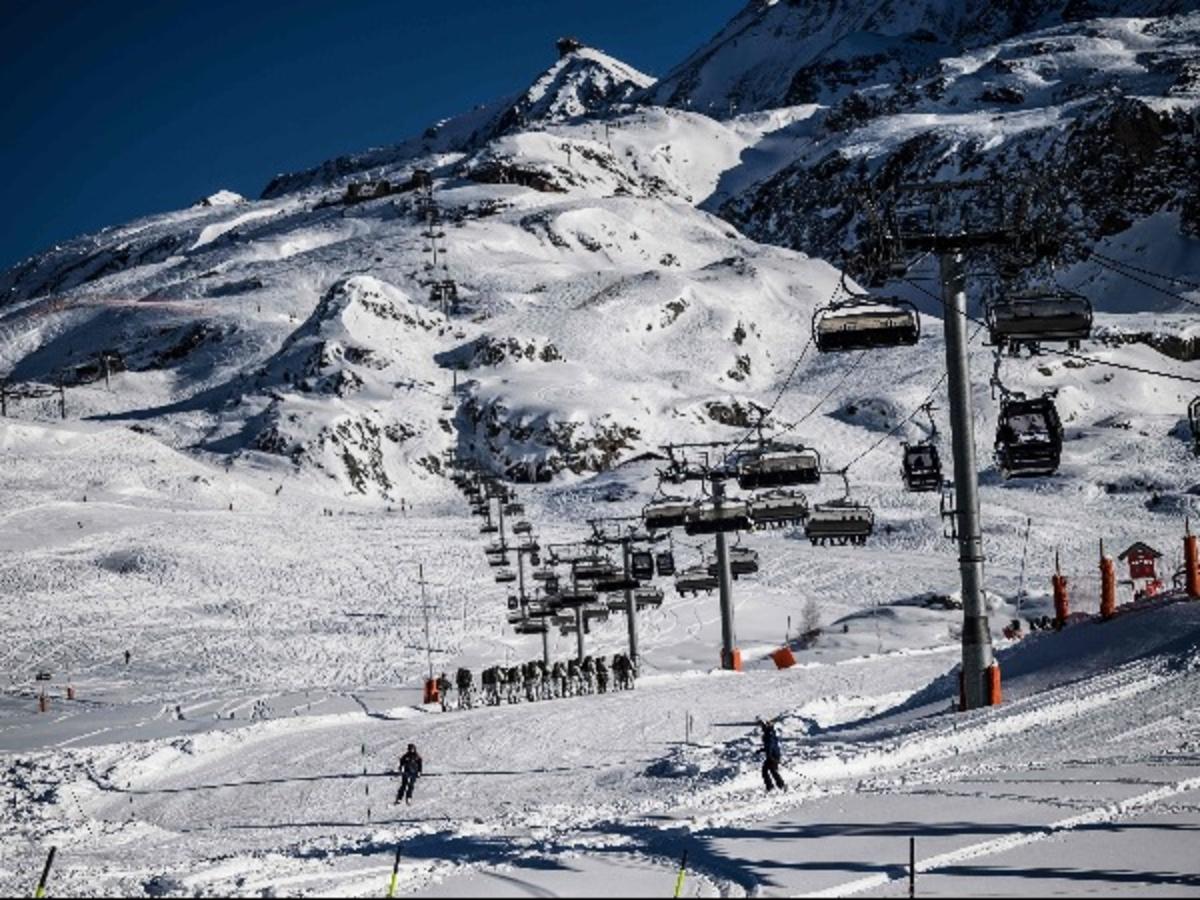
1100 539 1117 620
1052 551 1069 629
1185 520 1199 600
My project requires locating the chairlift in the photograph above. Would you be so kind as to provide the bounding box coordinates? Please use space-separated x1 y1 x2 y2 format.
994 395 1063 478
442 396 454 412
706 547 759 578
480 522 499 535
683 499 753 535
574 557 617 580
596 575 640 593
556 588 598 608
642 498 691 531
526 603 555 619
506 610 527 625
986 291 1093 350
495 569 517 584
531 566 555 582
504 501 525 516
736 446 821 489
515 621 549 635
634 586 665 609
512 520 533 535
583 607 609 623
654 550 676 577
901 443 943 492
813 297 920 353
675 566 719 596
630 550 655 581
805 500 875 546
749 490 810 529
607 597 629 612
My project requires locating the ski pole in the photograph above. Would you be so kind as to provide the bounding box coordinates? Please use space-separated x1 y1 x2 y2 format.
672 848 687 898
386 844 401 898
34 846 56 899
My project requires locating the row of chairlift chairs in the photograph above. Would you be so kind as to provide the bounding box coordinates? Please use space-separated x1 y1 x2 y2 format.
810 273 1095 480
452 466 670 637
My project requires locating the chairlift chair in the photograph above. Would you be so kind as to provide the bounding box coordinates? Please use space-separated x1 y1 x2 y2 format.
675 566 719 596
805 501 875 546
736 446 821 489
573 558 617 580
556 588 598 608
986 291 1093 350
512 520 533 535
749 490 810 529
994 396 1063 478
526 603 555 619
595 575 640 593
654 551 676 577
706 547 759 578
683 499 753 535
479 522 499 535
495 569 517 584
583 607 609 624
813 298 920 353
607 597 630 612
635 586 665 609
515 621 549 635
504 501 525 516
531 566 555 582
901 442 943 492
630 551 655 581
506 610 527 625
642 498 691 531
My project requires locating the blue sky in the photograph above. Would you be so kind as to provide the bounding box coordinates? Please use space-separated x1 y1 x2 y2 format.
0 0 736 272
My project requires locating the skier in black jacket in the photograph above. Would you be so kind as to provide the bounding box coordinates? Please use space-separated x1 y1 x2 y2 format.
756 717 786 792
395 744 423 804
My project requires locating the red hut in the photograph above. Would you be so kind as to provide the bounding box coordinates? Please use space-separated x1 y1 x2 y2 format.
1119 542 1163 598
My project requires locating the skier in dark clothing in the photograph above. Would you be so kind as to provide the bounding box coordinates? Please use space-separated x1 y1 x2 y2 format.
756 717 786 792
395 744 423 804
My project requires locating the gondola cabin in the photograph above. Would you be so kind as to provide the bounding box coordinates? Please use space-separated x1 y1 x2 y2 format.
1189 397 1200 455
901 442 943 492
736 446 821 489
813 299 920 353
750 490 809 528
986 292 1093 350
630 551 655 581
655 551 676 576
642 499 691 531
683 499 753 535
995 396 1063 478
805 501 875 546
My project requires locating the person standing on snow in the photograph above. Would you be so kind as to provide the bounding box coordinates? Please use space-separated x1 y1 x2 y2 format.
436 672 453 712
395 743 423 804
756 717 786 792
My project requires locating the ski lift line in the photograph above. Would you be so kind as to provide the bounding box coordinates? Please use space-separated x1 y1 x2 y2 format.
902 277 1200 387
1085 253 1200 311
1082 247 1200 293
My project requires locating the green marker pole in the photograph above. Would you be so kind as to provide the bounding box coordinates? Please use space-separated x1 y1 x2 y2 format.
33 846 57 899
386 845 402 898
672 848 688 898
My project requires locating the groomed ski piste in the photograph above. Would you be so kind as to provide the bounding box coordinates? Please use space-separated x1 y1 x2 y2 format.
4 3 1200 897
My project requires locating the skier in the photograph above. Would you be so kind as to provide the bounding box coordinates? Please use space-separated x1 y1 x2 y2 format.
394 743 423 804
756 717 786 793
436 671 453 712
455 667 474 710
595 656 610 694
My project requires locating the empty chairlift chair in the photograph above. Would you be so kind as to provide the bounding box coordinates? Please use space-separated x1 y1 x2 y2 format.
630 551 655 581
813 297 920 353
901 443 943 492
994 396 1063 478
514 620 549 635
749 490 809 529
504 501 525 516
707 547 759 578
683 499 753 535
634 586 665 609
805 501 875 546
495 568 517 584
642 498 692 531
986 291 1093 351
512 520 533 535
736 445 822 489
675 566 719 596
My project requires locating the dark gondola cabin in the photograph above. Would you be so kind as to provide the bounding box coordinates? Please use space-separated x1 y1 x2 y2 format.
995 396 1063 478
901 442 943 492
986 292 1093 351
814 299 920 353
1190 397 1200 455
630 551 655 581
655 551 676 577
